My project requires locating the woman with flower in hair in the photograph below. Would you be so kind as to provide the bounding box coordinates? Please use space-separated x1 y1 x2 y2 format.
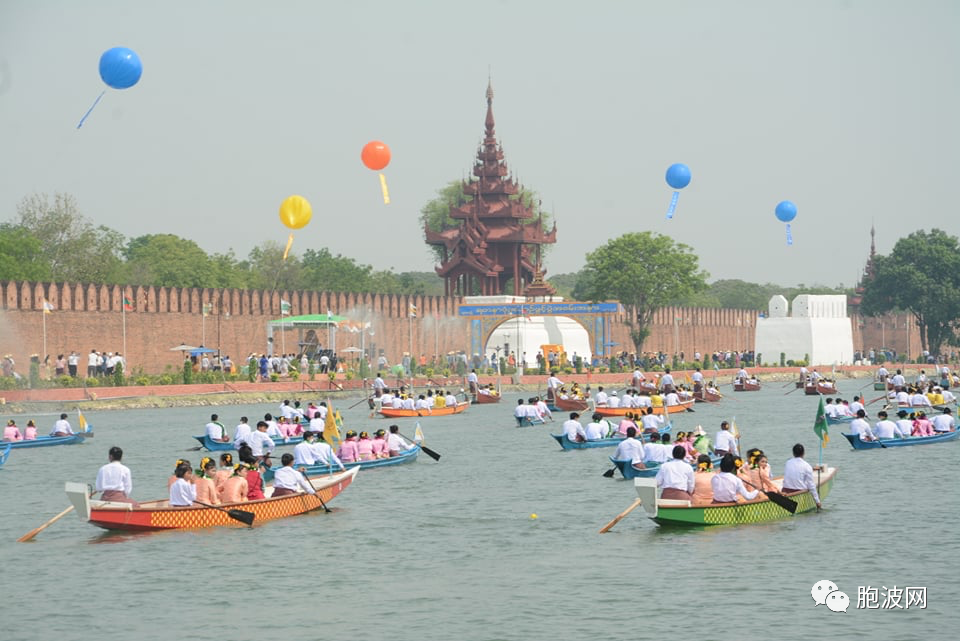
238 444 265 500
195 457 220 505
356 431 375 460
213 452 234 495
739 449 774 492
168 459 190 488
691 454 716 504
219 464 249 503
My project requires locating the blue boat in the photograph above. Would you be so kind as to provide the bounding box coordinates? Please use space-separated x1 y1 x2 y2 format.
0 443 10 466
192 434 304 451
842 430 959 450
608 454 723 479
4 431 91 449
826 415 853 426
516 416 545 427
261 444 421 481
551 424 671 450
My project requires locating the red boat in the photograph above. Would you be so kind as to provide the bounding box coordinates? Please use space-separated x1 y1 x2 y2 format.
805 381 838 395
472 392 501 404
733 379 761 391
552 396 589 411
693 388 723 403
65 468 359 532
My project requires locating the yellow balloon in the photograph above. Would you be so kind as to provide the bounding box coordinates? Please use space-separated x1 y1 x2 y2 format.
279 195 312 230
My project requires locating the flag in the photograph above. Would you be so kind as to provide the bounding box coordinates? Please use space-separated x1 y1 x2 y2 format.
42 299 55 314
282 233 294 261
323 404 341 451
730 417 741 439
814 395 829 446
409 303 417 318
414 422 424 443
202 303 213 317
123 297 134 312
77 408 89 432
281 300 291 315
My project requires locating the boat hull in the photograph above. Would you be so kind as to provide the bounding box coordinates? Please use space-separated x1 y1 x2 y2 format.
693 390 722 403
842 430 959 449
0 443 10 466
378 403 468 418
5 433 89 448
551 397 589 412
193 434 304 451
472 393 501 404
733 381 760 392
552 424 670 450
805 383 838 395
609 454 722 479
67 468 358 532
874 382 888 391
516 416 545 427
637 467 837 526
262 445 420 481
594 399 693 417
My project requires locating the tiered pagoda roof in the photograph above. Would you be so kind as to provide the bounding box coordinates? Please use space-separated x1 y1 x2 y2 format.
425 82 557 296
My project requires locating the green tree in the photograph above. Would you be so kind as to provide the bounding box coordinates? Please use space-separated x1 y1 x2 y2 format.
0 224 52 281
16 192 124 283
123 234 216 287
301 248 375 292
246 241 304 291
573 232 708 352
860 229 960 356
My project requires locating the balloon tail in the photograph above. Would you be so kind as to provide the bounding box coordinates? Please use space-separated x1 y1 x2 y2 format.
666 191 680 219
785 223 793 246
282 233 294 261
379 173 390 205
76 90 106 129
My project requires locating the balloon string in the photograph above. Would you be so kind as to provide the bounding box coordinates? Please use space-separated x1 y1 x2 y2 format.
786 223 793 246
379 173 390 204
76 90 106 129
282 233 294 261
666 191 680 219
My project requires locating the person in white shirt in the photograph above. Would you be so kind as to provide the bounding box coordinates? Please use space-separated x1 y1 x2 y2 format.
293 431 346 470
824 398 839 419
663 391 680 406
414 395 431 412
87 349 99 377
391 395 403 409
279 400 296 420
233 417 252 448
640 407 664 433
877 365 889 382
313 402 328 422
535 397 552 421
873 411 906 440
169 462 197 506
205 414 229 442
910 390 932 407
613 427 646 469
656 445 695 500
271 453 316 497
691 367 705 391
607 391 621 408
895 389 910 405
850 410 876 441
932 408 955 433
387 424 414 456
635 394 652 409
584 413 607 441
632 368 646 388
523 399 541 422
915 370 927 386
711 454 759 503
736 368 749 383
400 395 416 411
890 370 906 390
782 443 821 508
942 389 957 404
895 410 915 438
444 392 458 407
51 413 74 436
594 386 609 407
546 373 564 400
95 446 134 503
373 374 387 397
263 413 284 440
561 413 586 443
514 399 528 425
848 397 865 415
714 421 739 456
467 369 479 394
247 421 276 457
659 369 676 393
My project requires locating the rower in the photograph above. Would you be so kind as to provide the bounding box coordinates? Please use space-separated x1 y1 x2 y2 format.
584 413 607 441
932 408 955 433
270 453 316 497
594 386 609 407
850 409 876 441
782 443 821 509
95 446 135 504
656 445 695 501
873 411 905 440
714 421 739 456
205 413 229 443
50 413 75 437
612 427 645 470
561 412 586 443
660 368 676 394
711 454 758 504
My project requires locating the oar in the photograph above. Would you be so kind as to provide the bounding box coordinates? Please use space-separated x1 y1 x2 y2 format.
299 468 331 513
399 432 440 461
348 394 372 410
194 500 255 526
599 497 644 533
17 505 75 542
602 465 617 478
865 394 888 406
740 478 798 514
781 380 796 389
784 386 802 396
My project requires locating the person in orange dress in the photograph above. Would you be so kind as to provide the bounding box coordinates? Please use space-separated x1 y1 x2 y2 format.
739 449 775 493
219 464 250 503
691 454 716 504
195 457 220 505
213 453 234 495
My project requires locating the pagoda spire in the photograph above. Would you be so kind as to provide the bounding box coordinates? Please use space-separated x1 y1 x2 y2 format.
485 78 495 137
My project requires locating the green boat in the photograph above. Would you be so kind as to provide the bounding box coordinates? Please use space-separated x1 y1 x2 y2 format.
632 467 837 526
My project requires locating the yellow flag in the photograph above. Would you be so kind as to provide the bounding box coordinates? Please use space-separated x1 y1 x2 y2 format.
77 408 89 432
414 421 424 443
323 404 341 451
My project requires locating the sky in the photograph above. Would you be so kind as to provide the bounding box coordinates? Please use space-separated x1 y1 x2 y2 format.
1 0 958 289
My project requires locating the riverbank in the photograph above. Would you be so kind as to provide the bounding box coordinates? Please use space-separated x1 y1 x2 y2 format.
0 363 918 414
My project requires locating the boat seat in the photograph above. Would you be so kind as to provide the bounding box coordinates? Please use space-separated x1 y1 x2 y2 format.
658 499 692 507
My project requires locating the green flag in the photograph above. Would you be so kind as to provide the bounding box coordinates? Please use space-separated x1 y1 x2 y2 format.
814 395 829 446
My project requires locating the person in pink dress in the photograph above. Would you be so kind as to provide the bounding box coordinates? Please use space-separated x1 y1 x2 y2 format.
24 420 38 440
356 431 375 460
338 430 360 463
617 412 639 437
3 419 23 441
371 429 389 458
912 411 935 436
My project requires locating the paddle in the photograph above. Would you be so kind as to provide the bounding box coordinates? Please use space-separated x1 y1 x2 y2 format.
784 386 802 396
299 468 331 513
194 500 255 526
602 466 617 478
399 432 440 461
17 505 75 543
599 497 644 533
348 394 373 410
782 380 796 389
739 478 798 514
865 394 888 406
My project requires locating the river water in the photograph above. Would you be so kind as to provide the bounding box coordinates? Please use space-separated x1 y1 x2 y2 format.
1 383 956 641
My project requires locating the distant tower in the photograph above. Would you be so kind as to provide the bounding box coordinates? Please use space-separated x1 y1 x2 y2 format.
425 81 557 296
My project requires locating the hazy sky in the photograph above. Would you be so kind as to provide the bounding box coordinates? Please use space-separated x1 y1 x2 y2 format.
1 1 957 289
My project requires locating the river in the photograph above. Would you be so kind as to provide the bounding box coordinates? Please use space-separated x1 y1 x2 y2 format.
1 383 956 641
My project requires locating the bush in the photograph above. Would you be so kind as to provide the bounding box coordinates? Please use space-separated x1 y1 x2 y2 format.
182 360 193 385
270 373 280 382
574 356 582 374
29 360 40 388
248 357 257 383
345 371 355 381
113 362 125 387
780 352 786 367
86 377 100 387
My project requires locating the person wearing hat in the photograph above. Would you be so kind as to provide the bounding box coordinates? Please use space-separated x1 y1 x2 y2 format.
606 389 620 409
561 412 586 443
873 410 906 440
692 426 713 455
932 407 955 433
3 419 23 442
338 430 360 463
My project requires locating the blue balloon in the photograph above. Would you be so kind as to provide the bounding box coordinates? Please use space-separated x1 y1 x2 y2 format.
775 200 797 223
99 47 142 90
665 163 691 190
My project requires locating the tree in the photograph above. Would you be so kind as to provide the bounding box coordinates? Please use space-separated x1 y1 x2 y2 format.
16 193 124 283
123 234 217 287
573 232 708 352
860 229 960 357
246 241 304 291
0 224 52 281
301 248 374 292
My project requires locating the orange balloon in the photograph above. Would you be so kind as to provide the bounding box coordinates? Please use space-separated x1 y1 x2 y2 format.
279 195 312 230
361 140 391 171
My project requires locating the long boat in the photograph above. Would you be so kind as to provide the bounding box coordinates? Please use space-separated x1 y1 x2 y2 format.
551 424 671 450
632 466 837 526
826 414 853 426
733 379 761 392
4 431 91 449
873 380 888 391
262 445 420 481
0 443 10 466
378 402 469 418
594 399 694 417
842 430 959 450
805 382 838 395
693 389 722 403
516 416 546 427
472 392 502 405
608 454 723 479
192 434 304 451
65 467 359 532
550 397 589 412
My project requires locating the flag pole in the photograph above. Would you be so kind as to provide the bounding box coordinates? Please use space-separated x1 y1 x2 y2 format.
122 299 127 365
42 305 47 364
